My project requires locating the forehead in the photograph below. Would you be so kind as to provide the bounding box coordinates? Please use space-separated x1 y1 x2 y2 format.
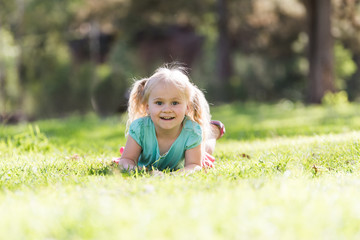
149 82 185 99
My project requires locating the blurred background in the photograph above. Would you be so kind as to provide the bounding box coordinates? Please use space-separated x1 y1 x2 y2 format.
0 0 359 122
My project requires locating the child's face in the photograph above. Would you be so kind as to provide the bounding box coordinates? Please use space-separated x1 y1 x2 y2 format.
147 82 188 133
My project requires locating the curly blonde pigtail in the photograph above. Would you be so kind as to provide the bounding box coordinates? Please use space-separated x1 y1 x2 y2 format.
188 86 212 142
126 78 148 133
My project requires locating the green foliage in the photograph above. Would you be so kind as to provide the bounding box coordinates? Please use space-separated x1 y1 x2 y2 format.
0 28 19 113
93 64 129 116
334 42 357 90
1 0 360 121
321 90 349 106
226 53 306 102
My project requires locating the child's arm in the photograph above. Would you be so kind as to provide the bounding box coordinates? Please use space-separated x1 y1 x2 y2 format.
183 144 202 172
119 136 142 171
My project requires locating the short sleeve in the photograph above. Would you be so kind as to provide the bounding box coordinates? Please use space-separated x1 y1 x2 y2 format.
128 118 143 147
184 122 202 150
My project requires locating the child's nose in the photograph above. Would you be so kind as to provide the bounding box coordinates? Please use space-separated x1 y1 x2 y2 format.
162 104 172 112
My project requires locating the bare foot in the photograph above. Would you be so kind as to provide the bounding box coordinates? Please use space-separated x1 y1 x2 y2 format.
211 124 221 139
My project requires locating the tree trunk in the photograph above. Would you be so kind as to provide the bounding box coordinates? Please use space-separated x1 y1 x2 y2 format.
14 0 26 111
0 22 6 116
216 0 232 102
347 53 360 100
89 20 101 113
305 0 335 103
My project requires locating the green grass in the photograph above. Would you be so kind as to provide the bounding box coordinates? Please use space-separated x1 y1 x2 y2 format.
1 102 360 239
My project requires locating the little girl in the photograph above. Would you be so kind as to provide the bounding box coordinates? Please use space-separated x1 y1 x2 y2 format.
116 64 225 173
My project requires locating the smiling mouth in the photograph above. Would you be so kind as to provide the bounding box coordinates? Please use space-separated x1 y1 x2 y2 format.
160 117 175 120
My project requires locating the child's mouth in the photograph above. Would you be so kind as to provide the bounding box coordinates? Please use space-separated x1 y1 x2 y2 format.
160 117 175 120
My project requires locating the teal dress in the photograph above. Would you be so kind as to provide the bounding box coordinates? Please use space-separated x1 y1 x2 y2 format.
129 116 202 171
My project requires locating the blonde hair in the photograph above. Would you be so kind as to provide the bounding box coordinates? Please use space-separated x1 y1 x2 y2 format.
126 64 212 141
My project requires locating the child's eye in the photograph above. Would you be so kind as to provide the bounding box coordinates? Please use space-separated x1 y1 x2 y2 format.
171 101 179 106
155 101 162 105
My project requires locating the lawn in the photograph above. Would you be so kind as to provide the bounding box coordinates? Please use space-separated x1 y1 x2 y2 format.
1 102 360 239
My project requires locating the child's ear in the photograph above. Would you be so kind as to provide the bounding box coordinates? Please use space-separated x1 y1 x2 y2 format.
146 104 150 115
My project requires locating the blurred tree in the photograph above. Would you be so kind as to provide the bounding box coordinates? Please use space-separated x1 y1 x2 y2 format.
66 0 132 115
215 0 232 101
3 0 360 120
121 0 213 73
0 0 86 118
332 0 360 100
0 0 26 120
303 0 335 103
225 0 307 101
65 0 212 114
228 0 336 103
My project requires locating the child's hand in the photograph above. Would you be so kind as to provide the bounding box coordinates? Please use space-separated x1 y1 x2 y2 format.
150 170 164 177
116 158 137 172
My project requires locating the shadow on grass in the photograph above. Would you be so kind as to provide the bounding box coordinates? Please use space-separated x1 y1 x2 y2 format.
87 162 149 178
87 164 116 176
